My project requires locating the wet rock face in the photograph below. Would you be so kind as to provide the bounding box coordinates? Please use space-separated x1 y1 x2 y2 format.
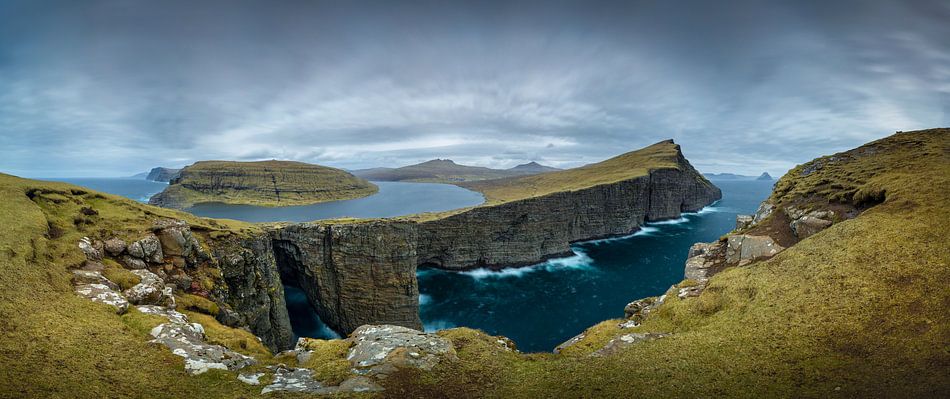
272 222 422 335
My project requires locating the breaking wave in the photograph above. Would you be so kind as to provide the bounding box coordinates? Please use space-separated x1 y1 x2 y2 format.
458 247 595 280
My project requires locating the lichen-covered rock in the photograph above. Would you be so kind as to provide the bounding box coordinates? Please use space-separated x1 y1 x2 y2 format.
137 235 163 263
154 220 207 267
623 294 665 324
78 237 101 261
261 366 335 394
123 269 172 306
121 256 147 270
103 237 127 256
790 215 833 238
346 324 457 378
75 284 129 314
725 235 784 266
735 214 754 230
684 242 725 283
752 202 774 224
71 270 118 291
591 332 671 357
144 305 256 375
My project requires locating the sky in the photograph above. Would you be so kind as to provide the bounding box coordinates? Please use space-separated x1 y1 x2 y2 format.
1 0 948 178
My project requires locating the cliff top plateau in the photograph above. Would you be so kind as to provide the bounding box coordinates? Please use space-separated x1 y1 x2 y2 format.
148 160 378 209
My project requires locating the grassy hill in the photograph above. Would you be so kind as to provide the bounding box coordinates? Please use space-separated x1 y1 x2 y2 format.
461 139 702 204
352 159 559 183
0 129 947 398
150 160 377 208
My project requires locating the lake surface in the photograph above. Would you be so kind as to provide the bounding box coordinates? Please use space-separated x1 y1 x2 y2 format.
41 177 168 203
417 180 775 352
184 181 485 222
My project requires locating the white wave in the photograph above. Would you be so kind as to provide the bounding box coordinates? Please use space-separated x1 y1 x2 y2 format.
423 320 456 332
319 324 342 339
647 217 689 225
418 294 432 306
458 248 595 280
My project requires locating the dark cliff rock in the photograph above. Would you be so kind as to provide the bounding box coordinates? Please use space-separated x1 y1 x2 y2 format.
271 222 422 334
146 167 181 182
263 149 720 336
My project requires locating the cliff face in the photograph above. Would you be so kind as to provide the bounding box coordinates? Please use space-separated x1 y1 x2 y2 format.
259 146 720 336
145 167 181 182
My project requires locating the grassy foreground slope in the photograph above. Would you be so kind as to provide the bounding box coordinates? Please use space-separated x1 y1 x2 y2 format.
382 129 950 397
461 139 697 204
150 160 377 208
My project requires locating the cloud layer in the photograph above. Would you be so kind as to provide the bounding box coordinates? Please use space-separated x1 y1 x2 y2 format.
1 0 947 177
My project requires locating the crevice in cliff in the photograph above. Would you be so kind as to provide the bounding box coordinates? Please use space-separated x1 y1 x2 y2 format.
272 238 343 340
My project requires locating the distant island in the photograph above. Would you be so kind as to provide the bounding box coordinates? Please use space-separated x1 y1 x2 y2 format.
704 172 773 181
351 159 559 183
148 160 377 209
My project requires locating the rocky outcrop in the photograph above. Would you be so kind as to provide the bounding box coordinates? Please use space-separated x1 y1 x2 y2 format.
146 167 181 182
139 305 256 375
347 324 457 377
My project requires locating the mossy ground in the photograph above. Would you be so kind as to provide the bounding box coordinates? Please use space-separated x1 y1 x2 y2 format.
1 129 948 398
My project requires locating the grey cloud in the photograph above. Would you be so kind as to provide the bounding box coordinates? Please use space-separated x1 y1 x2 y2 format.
0 0 947 177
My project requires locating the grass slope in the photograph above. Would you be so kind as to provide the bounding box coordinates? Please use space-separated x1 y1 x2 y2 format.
461 139 695 204
153 160 377 208
382 129 950 397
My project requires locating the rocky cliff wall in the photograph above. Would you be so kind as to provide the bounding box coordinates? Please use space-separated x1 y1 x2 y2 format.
259 158 720 337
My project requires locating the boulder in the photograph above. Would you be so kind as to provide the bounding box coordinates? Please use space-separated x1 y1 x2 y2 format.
122 256 147 270
137 235 164 263
127 241 145 259
735 214 754 230
623 295 664 323
725 235 784 266
684 242 724 283
123 269 172 306
78 237 101 261
261 366 338 394
346 325 457 377
143 305 256 375
752 202 774 224
71 270 118 291
103 237 127 256
789 210 835 239
75 284 129 314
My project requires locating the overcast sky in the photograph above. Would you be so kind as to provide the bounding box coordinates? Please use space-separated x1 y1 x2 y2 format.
1 0 947 178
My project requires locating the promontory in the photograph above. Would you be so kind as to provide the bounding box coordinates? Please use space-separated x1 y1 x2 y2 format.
148 160 377 209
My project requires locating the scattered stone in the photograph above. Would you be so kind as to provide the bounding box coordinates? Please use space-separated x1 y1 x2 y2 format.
752 202 774 224
238 372 264 385
122 256 147 270
623 295 664 323
103 237 127 256
75 284 129 314
261 365 333 394
677 285 703 299
347 325 457 377
123 269 172 306
553 332 586 354
591 332 671 357
78 237 101 261
71 270 118 291
735 214 754 230
618 320 639 329
144 305 255 375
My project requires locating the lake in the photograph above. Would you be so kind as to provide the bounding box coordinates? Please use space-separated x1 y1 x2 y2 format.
184 181 485 222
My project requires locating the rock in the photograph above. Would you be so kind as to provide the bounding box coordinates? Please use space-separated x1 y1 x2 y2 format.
80 261 105 272
122 256 147 270
338 376 384 393
215 307 243 327
123 269 171 306
347 325 457 377
789 210 835 239
238 372 264 385
71 270 118 291
137 235 164 263
138 304 189 324
752 202 774 224
75 284 129 314
591 333 671 357
127 241 145 259
554 332 586 354
684 242 724 283
103 237 127 256
261 366 335 394
78 237 101 261
147 310 255 375
165 272 193 293
155 220 204 266
623 295 664 323
725 235 784 266
735 214 754 230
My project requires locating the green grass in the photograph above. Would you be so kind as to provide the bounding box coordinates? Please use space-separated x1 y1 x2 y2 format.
153 160 378 208
378 129 950 397
460 139 697 204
